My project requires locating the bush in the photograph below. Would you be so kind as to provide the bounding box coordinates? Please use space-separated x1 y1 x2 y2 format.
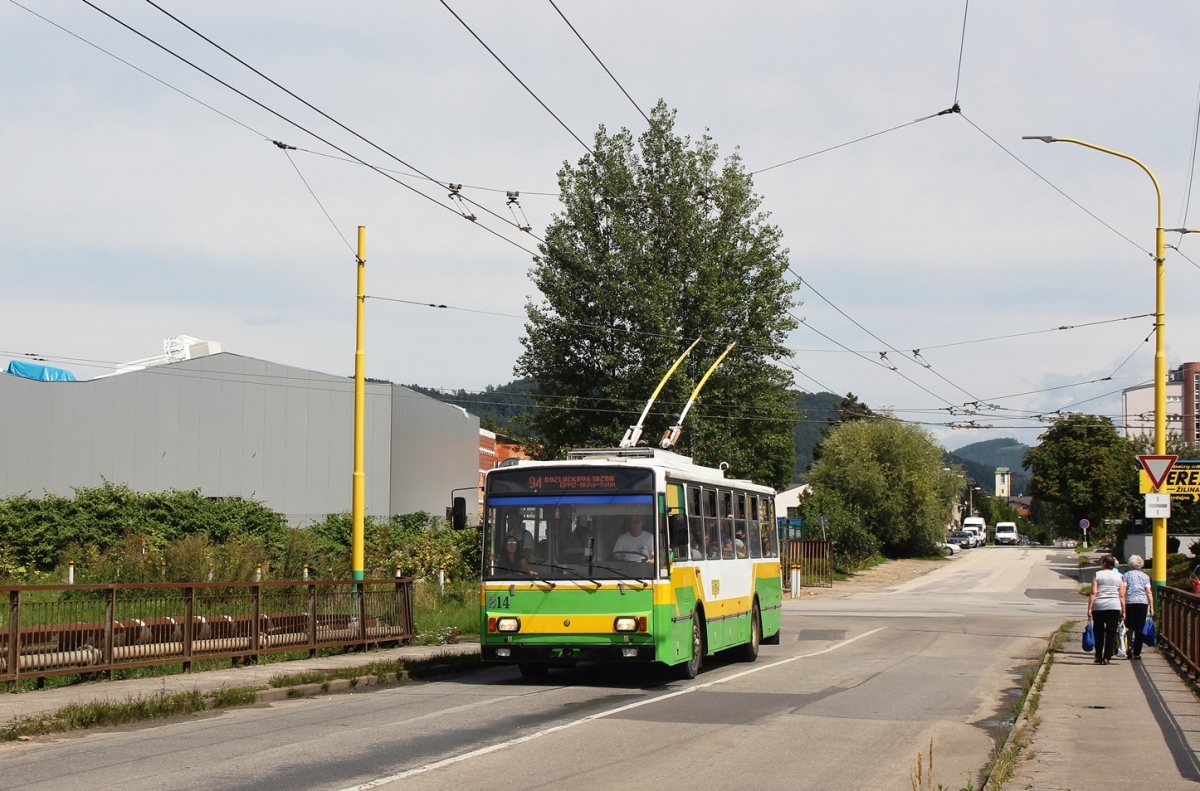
797 489 879 573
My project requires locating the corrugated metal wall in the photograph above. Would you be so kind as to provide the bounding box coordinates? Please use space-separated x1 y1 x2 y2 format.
0 353 479 525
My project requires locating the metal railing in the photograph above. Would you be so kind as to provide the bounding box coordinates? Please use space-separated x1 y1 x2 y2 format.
1 578 414 685
782 540 833 589
1159 585 1200 679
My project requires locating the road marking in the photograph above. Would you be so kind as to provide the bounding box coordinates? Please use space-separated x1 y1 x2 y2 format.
335 627 885 789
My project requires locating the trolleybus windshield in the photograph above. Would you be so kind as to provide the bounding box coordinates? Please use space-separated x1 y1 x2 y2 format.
485 467 660 581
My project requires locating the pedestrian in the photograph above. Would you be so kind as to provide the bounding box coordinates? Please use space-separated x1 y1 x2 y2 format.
1122 554 1154 660
1087 554 1126 665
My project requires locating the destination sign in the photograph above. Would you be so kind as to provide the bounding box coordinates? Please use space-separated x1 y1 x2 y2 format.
488 466 655 494
1139 460 1200 495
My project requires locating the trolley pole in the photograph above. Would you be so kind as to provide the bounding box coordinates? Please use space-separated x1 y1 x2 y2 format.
352 226 366 583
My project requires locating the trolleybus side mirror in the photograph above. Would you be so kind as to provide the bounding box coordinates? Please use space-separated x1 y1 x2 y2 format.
668 513 688 547
452 497 467 531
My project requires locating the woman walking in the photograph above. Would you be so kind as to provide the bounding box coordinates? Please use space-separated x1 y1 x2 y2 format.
1123 555 1154 660
1088 554 1126 664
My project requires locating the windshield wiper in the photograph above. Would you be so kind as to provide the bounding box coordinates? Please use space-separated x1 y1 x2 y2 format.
545 564 602 589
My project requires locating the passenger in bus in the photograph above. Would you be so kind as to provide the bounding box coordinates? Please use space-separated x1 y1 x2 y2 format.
612 515 655 562
734 527 748 558
503 512 536 573
688 530 704 560
499 536 536 575
721 534 735 558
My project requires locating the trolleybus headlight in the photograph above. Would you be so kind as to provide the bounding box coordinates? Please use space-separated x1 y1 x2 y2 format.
614 617 638 632
496 617 521 633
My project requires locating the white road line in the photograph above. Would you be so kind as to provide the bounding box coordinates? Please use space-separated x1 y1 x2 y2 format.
335 627 885 790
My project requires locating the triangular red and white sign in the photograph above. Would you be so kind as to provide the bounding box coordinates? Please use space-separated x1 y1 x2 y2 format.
1139 455 1178 490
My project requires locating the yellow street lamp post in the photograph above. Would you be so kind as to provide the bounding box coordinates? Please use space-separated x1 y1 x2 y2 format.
1022 136 1167 596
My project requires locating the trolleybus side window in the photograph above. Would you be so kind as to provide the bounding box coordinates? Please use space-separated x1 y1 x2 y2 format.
734 494 748 558
666 483 689 561
760 500 779 557
719 491 734 558
687 485 706 560
703 488 719 559
747 496 762 558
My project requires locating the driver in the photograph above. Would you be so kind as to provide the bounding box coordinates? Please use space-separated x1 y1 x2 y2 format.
612 515 655 562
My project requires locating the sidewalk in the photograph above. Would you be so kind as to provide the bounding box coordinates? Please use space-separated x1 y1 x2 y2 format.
1000 625 1200 790
0 641 481 725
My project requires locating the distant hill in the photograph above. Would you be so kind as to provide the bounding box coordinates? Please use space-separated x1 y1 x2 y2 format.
946 437 1032 495
405 379 536 432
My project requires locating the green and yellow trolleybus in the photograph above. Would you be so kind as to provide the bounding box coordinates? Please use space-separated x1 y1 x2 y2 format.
479 446 782 679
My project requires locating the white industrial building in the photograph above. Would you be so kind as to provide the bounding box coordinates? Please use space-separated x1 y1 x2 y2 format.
0 339 479 526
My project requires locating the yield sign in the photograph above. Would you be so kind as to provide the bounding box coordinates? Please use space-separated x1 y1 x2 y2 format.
1139 455 1179 490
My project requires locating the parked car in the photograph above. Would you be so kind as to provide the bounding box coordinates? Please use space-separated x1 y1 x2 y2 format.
948 531 974 549
937 541 961 555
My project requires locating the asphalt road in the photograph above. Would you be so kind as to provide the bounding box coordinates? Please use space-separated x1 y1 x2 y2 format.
0 547 1082 791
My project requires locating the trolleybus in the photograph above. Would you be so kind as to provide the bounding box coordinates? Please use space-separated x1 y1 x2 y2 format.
479 446 782 679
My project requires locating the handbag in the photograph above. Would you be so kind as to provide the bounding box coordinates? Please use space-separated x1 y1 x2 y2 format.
1082 620 1096 652
1142 618 1158 647
1115 622 1127 658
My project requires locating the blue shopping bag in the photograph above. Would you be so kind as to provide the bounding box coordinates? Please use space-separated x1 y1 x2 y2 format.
1142 618 1158 647
1082 621 1096 652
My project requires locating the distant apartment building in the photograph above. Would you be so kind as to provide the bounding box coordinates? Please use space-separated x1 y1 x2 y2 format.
1122 362 1199 443
475 429 531 521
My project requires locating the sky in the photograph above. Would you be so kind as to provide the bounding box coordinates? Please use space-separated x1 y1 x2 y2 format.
2 1 1199 452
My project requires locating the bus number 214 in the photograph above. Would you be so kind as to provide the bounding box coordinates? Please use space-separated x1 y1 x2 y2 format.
487 594 510 610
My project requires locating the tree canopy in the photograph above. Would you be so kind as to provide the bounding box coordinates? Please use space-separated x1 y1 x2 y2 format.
807 415 958 556
1022 414 1137 541
516 102 799 487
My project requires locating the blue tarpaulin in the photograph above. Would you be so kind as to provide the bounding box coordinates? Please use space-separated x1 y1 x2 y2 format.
4 360 76 381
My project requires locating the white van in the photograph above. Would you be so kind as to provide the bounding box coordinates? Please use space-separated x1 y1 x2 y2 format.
994 522 1018 545
962 517 986 547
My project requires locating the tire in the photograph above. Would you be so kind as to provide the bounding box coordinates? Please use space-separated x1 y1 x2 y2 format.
517 663 548 680
734 602 761 662
675 612 705 679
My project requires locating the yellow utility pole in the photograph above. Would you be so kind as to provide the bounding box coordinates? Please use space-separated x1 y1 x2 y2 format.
1023 136 1167 595
352 226 366 582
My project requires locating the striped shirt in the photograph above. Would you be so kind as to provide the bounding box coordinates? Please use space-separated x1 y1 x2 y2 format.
1123 569 1151 604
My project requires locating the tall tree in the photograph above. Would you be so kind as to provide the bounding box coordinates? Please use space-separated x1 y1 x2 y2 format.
516 102 800 487
808 414 959 556
1023 414 1138 542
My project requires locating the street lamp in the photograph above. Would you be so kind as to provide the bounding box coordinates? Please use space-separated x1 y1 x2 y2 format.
969 486 980 517
1023 135 1168 595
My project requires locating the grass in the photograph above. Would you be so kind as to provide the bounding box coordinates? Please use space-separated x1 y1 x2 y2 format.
412 578 479 645
0 685 265 741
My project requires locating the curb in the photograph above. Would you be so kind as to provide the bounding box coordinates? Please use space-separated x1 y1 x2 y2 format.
979 625 1059 791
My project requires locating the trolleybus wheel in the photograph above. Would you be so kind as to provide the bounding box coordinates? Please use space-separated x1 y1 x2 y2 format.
676 612 704 679
734 602 761 662
518 663 549 679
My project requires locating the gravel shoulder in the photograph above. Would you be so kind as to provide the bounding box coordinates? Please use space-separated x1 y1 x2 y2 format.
794 556 952 598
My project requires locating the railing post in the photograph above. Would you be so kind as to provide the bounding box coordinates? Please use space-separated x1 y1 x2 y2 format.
308 583 317 658
183 586 194 673
8 590 20 687
251 584 261 664
357 581 368 650
104 587 115 680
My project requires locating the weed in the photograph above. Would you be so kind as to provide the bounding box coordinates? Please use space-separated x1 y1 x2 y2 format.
0 685 261 741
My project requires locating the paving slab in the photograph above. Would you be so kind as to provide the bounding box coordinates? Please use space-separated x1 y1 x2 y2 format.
1 640 481 724
1001 626 1200 791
